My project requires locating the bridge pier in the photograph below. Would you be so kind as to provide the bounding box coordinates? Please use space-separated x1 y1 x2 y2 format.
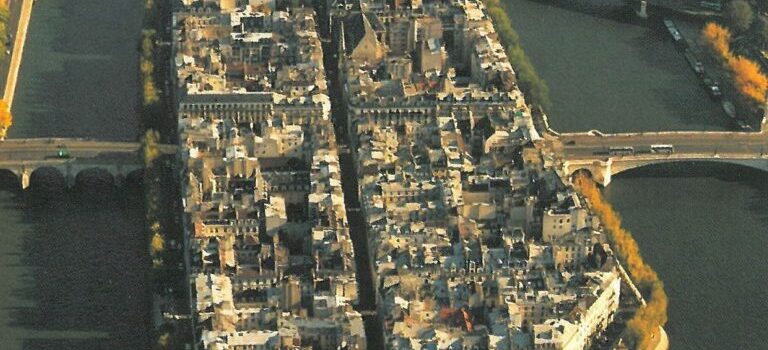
601 166 612 186
114 173 125 188
20 169 30 190
563 159 613 187
0 139 175 191
564 155 768 187
65 165 76 189
114 164 125 188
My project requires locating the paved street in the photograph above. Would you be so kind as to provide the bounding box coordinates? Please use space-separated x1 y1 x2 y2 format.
0 138 175 162
559 131 768 159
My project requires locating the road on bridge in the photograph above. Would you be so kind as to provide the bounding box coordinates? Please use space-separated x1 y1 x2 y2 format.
559 131 768 159
0 138 176 162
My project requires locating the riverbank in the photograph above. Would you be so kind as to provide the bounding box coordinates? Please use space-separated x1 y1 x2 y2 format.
489 2 670 348
3 0 30 107
0 0 23 97
498 1 767 348
139 0 189 348
0 0 164 348
575 176 668 350
503 0 729 133
0 0 30 138
486 0 551 109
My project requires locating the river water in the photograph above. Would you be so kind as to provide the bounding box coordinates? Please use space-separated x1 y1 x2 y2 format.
0 0 151 349
505 1 768 349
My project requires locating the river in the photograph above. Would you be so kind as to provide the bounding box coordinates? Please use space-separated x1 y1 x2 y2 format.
505 1 768 349
0 0 151 349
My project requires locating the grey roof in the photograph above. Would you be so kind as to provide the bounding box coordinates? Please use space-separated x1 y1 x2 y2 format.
181 93 276 104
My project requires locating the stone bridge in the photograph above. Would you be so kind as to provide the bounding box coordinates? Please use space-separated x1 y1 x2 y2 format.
0 138 177 189
554 129 768 185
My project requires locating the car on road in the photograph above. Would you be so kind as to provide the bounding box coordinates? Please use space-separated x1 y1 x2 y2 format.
588 129 605 137
56 145 70 158
650 144 674 154
609 146 634 156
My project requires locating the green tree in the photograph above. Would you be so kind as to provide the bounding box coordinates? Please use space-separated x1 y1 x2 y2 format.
757 17 768 48
0 4 9 56
485 0 552 110
725 0 754 33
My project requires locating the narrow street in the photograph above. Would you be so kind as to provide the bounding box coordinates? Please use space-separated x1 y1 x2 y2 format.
314 2 385 347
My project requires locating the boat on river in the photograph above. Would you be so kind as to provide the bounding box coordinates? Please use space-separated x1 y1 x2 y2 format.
721 101 736 120
663 19 684 44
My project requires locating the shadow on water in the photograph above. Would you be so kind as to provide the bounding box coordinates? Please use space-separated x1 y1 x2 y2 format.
1 172 151 350
604 162 768 349
10 0 142 141
611 161 768 225
520 0 638 23
0 169 21 192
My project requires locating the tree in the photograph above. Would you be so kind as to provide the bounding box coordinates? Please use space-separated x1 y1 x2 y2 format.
143 78 159 105
757 17 768 48
0 100 12 139
155 331 171 349
701 22 731 58
142 129 160 167
728 55 768 103
151 232 165 255
0 4 9 55
725 0 754 33
485 0 552 110
573 175 668 349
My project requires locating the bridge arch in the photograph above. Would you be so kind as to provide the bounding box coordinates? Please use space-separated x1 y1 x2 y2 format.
614 158 768 177
123 168 145 189
0 168 21 191
29 167 66 192
74 167 117 190
570 168 594 183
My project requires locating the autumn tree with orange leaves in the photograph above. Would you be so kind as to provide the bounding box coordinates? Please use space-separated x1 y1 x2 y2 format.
574 175 668 350
701 22 768 104
701 22 731 58
0 100 12 139
728 55 768 103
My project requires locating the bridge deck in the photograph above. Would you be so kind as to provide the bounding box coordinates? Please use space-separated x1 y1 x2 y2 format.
0 138 177 163
559 130 768 160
